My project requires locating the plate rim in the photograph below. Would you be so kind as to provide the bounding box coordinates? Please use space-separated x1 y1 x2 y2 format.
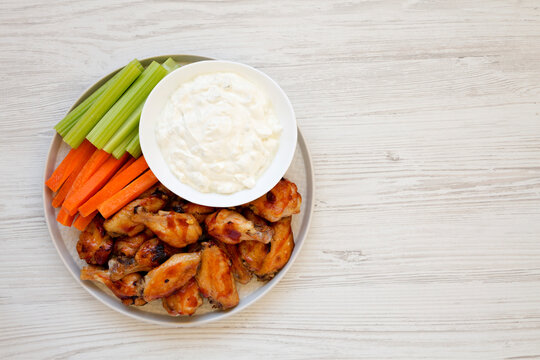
43 54 315 327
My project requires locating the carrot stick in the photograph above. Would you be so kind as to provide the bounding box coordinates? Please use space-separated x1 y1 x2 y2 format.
45 140 95 192
57 207 76 227
74 149 111 184
114 156 136 177
51 145 96 208
52 184 69 208
62 148 110 209
79 156 149 217
52 170 79 208
63 153 129 215
98 169 158 218
73 211 97 231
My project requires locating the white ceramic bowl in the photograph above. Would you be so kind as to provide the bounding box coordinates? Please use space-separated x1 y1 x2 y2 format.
140 60 297 207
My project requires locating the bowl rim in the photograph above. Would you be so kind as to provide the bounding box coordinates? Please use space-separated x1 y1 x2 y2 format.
43 54 315 327
139 59 298 207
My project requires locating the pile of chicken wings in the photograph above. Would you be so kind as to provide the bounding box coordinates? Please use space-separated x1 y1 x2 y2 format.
78 178 302 316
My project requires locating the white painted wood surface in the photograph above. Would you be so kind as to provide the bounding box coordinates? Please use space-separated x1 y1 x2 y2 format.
2 0 540 358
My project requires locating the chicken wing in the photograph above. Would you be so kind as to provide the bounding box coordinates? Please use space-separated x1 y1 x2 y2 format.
255 216 294 279
247 178 302 222
143 252 201 302
185 241 204 253
132 210 202 248
162 278 202 316
238 240 268 273
217 242 252 284
104 196 167 237
138 184 174 201
80 265 146 306
196 242 239 309
236 210 270 272
108 238 179 281
205 209 273 245
76 216 113 265
170 200 215 224
113 229 154 257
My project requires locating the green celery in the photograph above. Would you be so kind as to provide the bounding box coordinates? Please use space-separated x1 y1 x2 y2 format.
126 131 141 158
63 59 143 148
54 69 126 137
102 102 143 153
112 127 137 159
86 61 167 149
162 57 181 73
102 59 180 154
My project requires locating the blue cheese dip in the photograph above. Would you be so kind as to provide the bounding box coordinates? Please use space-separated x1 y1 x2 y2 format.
156 72 282 194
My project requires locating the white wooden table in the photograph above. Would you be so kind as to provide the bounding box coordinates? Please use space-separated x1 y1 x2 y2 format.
2 1 540 358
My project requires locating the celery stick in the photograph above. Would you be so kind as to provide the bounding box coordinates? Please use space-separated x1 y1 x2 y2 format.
63 59 143 148
54 69 126 137
56 105 88 138
162 57 181 73
126 131 142 158
103 59 180 154
55 85 104 137
112 148 127 160
102 102 143 153
86 61 167 149
112 127 137 159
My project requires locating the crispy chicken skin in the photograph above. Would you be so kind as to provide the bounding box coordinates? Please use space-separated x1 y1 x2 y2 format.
196 242 239 309
113 229 153 257
80 265 146 306
182 203 215 223
255 216 294 279
238 240 268 273
138 184 174 201
76 217 113 265
75 175 301 316
237 210 270 272
205 209 273 245
162 278 202 316
109 238 179 281
217 242 252 284
132 210 202 248
143 252 201 302
247 178 302 222
243 208 268 225
104 197 167 237
170 199 215 224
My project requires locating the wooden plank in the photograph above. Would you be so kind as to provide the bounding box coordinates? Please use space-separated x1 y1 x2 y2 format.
2 0 540 358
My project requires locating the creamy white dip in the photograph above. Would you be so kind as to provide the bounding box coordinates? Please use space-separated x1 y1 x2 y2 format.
156 72 282 194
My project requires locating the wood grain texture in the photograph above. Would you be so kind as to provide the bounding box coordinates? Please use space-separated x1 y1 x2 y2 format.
2 0 540 358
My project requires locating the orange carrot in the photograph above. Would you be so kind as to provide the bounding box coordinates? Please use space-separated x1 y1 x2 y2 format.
74 149 111 185
51 145 96 208
62 148 110 208
57 207 76 227
114 156 136 177
45 140 95 192
79 156 149 217
73 211 97 231
63 153 129 216
98 169 158 218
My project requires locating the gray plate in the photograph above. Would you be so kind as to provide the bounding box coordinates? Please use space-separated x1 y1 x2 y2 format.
43 55 314 327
